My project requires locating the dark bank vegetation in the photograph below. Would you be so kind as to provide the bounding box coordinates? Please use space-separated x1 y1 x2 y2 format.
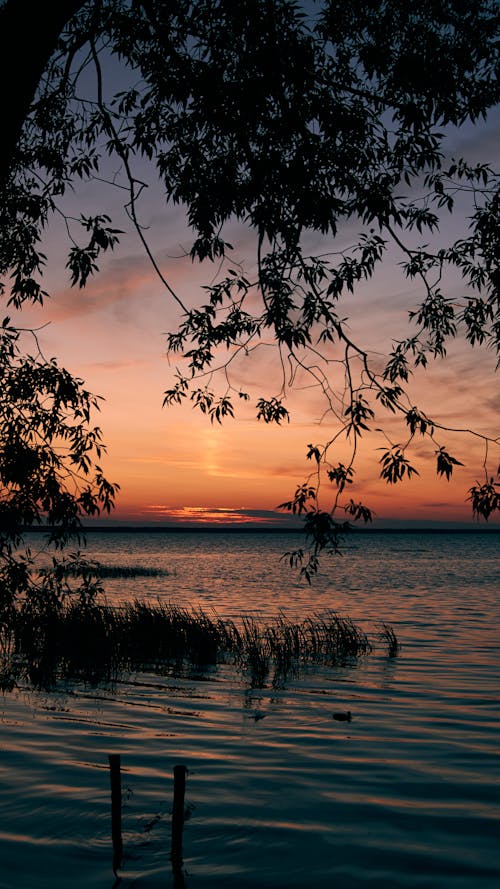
0 589 396 692
64 562 171 578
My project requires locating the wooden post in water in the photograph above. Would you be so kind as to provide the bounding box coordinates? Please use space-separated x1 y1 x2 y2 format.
171 764 187 870
108 753 123 875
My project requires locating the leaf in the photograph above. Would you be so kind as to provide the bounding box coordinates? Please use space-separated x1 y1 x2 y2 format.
277 484 316 515
467 479 500 520
379 448 419 484
344 500 373 523
256 397 290 424
306 444 322 464
436 447 464 481
327 463 354 493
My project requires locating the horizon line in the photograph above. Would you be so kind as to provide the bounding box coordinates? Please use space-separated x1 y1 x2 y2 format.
25 521 499 534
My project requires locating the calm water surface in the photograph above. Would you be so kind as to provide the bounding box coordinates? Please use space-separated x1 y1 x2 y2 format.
0 530 498 888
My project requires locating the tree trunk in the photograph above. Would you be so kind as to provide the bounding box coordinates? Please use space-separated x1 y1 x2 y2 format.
0 0 86 188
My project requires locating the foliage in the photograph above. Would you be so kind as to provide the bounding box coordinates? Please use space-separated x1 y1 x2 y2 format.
0 318 119 619
0 322 117 541
0 0 499 587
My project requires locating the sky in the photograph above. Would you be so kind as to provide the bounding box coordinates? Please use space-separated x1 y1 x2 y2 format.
13 46 500 529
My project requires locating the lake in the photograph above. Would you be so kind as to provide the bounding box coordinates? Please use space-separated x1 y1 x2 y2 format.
1 529 499 888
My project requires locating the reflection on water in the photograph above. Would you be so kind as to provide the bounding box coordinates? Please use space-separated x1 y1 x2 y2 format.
1 531 499 888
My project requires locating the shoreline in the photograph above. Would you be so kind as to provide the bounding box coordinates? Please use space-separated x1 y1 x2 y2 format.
23 524 500 534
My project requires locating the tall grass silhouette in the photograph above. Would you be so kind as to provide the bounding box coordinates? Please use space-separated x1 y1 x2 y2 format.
0 592 396 690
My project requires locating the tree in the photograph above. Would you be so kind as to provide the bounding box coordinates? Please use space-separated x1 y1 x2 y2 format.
0 0 499 585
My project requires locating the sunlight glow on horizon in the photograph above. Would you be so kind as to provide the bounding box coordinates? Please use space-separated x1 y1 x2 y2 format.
138 506 285 524
18 239 498 528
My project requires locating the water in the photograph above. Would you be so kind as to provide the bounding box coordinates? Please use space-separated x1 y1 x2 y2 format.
1 530 499 888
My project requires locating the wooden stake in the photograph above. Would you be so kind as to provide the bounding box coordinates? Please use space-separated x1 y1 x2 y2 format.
108 753 123 875
171 764 187 869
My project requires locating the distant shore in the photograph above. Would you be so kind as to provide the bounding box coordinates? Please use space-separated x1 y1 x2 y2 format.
24 523 499 534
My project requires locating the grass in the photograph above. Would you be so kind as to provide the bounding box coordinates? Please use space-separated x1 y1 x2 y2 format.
0 598 398 691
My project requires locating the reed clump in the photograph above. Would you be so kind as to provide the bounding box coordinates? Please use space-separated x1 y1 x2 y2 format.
0 598 395 690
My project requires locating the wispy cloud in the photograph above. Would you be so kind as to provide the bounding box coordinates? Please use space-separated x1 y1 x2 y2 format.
85 358 149 372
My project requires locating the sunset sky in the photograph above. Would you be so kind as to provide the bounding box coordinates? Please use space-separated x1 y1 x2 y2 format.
15 97 500 528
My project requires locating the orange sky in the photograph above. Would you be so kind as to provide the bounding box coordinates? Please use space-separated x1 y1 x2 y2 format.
14 114 500 529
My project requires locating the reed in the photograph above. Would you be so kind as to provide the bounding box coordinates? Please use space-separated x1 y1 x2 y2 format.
0 598 395 690
378 623 401 656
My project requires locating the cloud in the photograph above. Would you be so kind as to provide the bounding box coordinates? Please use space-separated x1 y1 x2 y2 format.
40 257 154 323
85 358 149 371
25 242 215 328
139 505 297 525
